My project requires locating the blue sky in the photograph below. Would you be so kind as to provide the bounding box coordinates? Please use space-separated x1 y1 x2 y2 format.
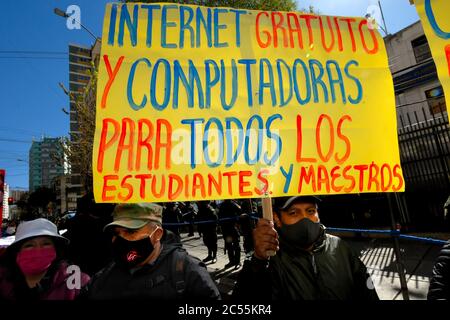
0 0 420 191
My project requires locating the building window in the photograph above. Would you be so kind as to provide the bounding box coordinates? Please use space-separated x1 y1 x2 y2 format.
70 122 79 132
411 35 432 63
426 86 446 115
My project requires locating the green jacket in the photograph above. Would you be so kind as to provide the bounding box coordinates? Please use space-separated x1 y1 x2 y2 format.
233 229 379 300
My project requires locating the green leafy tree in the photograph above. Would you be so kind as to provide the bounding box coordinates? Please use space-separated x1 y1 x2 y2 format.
59 63 98 193
26 187 57 220
124 0 297 11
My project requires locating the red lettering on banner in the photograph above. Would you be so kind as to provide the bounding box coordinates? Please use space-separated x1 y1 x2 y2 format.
239 171 253 196
392 164 404 191
102 175 118 201
380 163 393 192
136 119 154 171
299 14 318 47
298 166 316 193
296 115 317 163
367 162 380 191
97 118 120 173
151 175 165 198
115 118 135 172
340 18 357 52
155 119 173 170
286 13 303 49
335 115 352 164
316 114 335 163
319 16 335 52
101 55 124 109
330 166 343 192
446 45 450 76
254 169 269 195
118 175 133 201
256 12 270 48
354 164 369 191
317 165 330 192
192 173 206 198
342 165 355 192
223 171 237 195
359 20 379 54
135 174 152 199
208 172 222 196
271 12 288 48
168 174 183 200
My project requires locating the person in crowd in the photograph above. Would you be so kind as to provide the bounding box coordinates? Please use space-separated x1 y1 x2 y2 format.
233 196 379 300
218 199 242 269
181 201 197 237
238 201 256 257
162 202 183 238
65 192 115 276
0 218 90 300
196 201 218 264
81 203 220 300
428 240 450 300
5 220 17 236
427 196 450 301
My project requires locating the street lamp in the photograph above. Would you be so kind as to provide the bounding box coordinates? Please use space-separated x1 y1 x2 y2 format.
53 7 99 42
54 8 69 18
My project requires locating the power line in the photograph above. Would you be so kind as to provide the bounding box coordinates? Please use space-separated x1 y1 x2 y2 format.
0 126 45 136
0 138 31 143
0 50 67 55
0 56 67 60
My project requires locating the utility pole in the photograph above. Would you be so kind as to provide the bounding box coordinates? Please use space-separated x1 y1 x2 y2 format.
387 193 410 300
378 1 389 35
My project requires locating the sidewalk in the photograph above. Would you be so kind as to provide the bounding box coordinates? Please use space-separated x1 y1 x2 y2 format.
180 233 244 299
181 233 447 300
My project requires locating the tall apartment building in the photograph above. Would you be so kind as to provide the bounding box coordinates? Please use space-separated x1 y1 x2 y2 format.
68 39 101 200
29 137 65 192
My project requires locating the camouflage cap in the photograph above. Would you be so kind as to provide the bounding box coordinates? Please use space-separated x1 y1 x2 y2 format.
103 203 163 231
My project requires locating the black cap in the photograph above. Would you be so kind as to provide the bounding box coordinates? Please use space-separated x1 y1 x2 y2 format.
275 196 321 211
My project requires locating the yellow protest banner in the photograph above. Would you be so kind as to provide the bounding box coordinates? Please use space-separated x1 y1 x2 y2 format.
415 0 450 114
93 3 404 203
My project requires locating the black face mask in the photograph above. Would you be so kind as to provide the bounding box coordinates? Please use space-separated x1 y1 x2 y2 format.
280 218 322 248
112 235 154 268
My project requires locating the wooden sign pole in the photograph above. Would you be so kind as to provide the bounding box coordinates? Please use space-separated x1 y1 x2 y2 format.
261 195 276 257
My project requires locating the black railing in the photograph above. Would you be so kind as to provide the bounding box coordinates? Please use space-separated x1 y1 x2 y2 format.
397 106 450 230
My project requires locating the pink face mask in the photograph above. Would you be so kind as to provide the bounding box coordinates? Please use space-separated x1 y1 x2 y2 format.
16 247 57 275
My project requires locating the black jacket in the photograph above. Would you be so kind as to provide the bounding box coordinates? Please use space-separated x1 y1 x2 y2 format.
196 204 218 234
81 231 220 300
233 230 379 300
428 241 450 300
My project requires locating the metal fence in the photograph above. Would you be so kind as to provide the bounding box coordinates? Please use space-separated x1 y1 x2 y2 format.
397 107 450 230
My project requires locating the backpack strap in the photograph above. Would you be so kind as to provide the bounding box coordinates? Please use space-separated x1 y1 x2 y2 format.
172 249 186 298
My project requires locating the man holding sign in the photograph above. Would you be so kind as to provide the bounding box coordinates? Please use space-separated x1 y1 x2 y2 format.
93 3 404 204
92 1 402 300
233 196 378 300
